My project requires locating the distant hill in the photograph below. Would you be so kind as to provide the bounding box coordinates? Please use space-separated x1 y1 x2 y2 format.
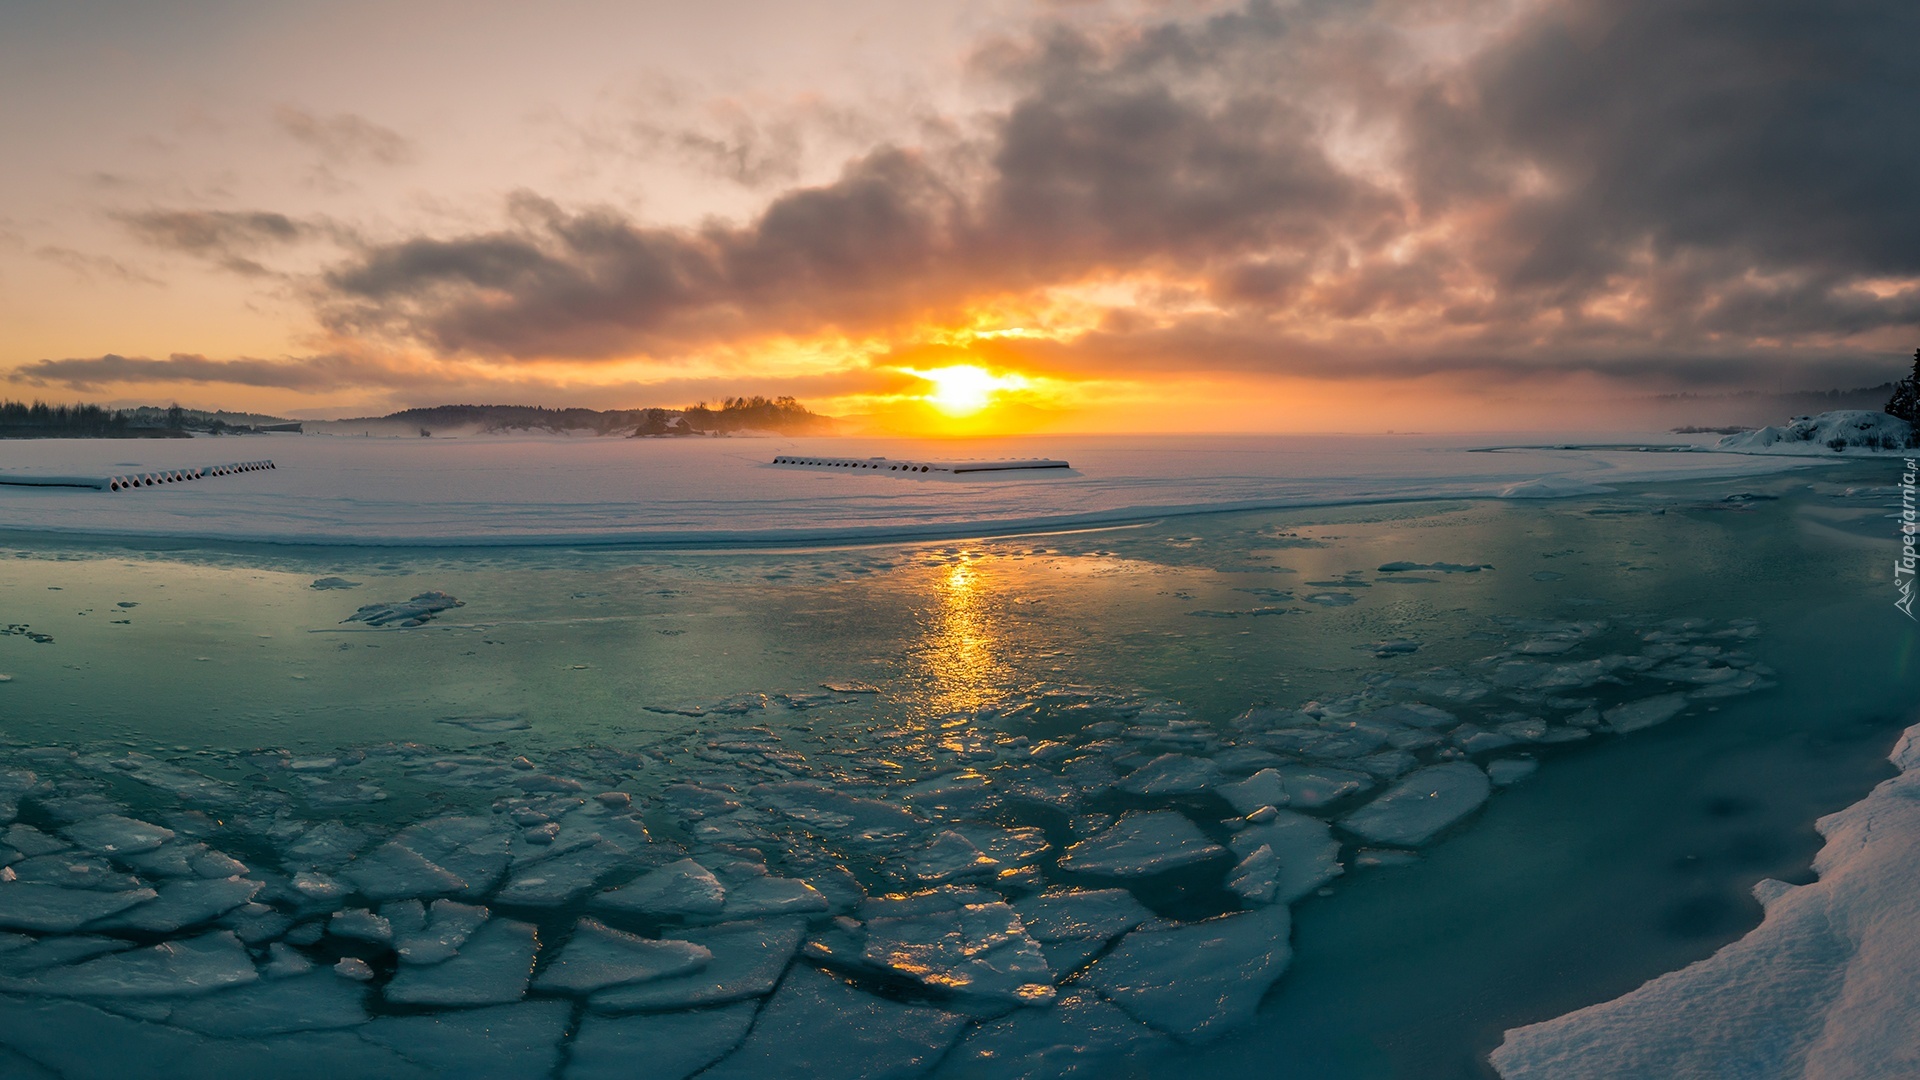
308 397 833 438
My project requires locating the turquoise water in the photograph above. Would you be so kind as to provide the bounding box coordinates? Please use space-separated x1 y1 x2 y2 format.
0 460 1912 1078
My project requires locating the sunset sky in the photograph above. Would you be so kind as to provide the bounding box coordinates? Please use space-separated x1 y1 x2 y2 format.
2 0 1915 432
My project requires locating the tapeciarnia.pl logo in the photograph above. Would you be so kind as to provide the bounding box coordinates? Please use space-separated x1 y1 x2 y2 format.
1898 458 1917 620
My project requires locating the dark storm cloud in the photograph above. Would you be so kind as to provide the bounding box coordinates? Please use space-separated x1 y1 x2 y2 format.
1399 0 1920 332
309 0 1918 380
10 353 399 393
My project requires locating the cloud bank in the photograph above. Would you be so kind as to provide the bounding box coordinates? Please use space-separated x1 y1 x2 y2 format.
32 0 1920 406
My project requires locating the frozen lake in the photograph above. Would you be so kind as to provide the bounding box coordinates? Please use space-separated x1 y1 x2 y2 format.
0 430 1824 545
0 435 1911 1078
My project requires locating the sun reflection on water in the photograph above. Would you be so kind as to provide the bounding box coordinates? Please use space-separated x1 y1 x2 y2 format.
919 557 1011 729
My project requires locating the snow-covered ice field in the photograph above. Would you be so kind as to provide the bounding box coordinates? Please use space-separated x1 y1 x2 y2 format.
0 436 1912 1079
0 431 1832 545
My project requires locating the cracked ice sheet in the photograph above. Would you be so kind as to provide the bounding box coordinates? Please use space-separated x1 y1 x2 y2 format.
699 964 969 1080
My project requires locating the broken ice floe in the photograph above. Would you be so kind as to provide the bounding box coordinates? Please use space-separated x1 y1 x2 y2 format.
0 608 1782 1076
341 591 464 628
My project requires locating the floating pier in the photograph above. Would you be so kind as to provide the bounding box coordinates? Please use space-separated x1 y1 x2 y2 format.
0 460 276 492
771 455 1069 475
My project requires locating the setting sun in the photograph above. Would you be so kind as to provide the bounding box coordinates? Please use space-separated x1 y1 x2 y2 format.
909 365 1030 416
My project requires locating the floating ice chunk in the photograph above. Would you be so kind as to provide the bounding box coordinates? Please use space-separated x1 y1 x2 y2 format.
1361 640 1422 658
4 930 256 998
263 942 313 978
436 714 531 732
1487 759 1540 786
1228 811 1341 903
1087 906 1293 1043
588 917 806 1012
163 969 368 1036
0 883 157 932
1271 766 1372 810
898 772 997 817
1340 762 1491 847
1116 754 1222 796
566 1002 759 1080
0 935 131 975
533 917 711 994
329 907 392 944
1227 845 1280 904
4 825 67 857
594 859 726 918
383 917 538 1006
391 816 509 898
697 964 968 1080
942 990 1174 1079
863 901 1054 1006
120 842 245 881
1378 561 1490 573
1303 592 1357 607
1217 769 1290 814
291 871 351 906
283 822 369 870
334 957 375 981
753 781 923 842
89 876 262 934
341 841 466 902
911 831 1000 885
494 840 628 906
1058 811 1227 878
363 1001 570 1080
62 814 173 856
309 577 361 590
1013 888 1153 948
10 852 142 891
342 591 463 628
1602 693 1690 733
719 876 830 920
388 899 487 965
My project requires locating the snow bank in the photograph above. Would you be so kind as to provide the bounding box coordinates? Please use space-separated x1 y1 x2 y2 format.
0 431 1824 546
1716 410 1915 456
1490 721 1920 1079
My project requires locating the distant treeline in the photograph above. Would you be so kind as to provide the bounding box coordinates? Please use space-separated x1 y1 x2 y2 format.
677 396 827 435
0 399 297 438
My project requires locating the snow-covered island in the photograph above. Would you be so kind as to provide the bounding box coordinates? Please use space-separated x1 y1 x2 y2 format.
1715 410 1916 455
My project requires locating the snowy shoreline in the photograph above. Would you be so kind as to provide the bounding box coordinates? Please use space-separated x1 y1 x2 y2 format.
1491 718 1920 1078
